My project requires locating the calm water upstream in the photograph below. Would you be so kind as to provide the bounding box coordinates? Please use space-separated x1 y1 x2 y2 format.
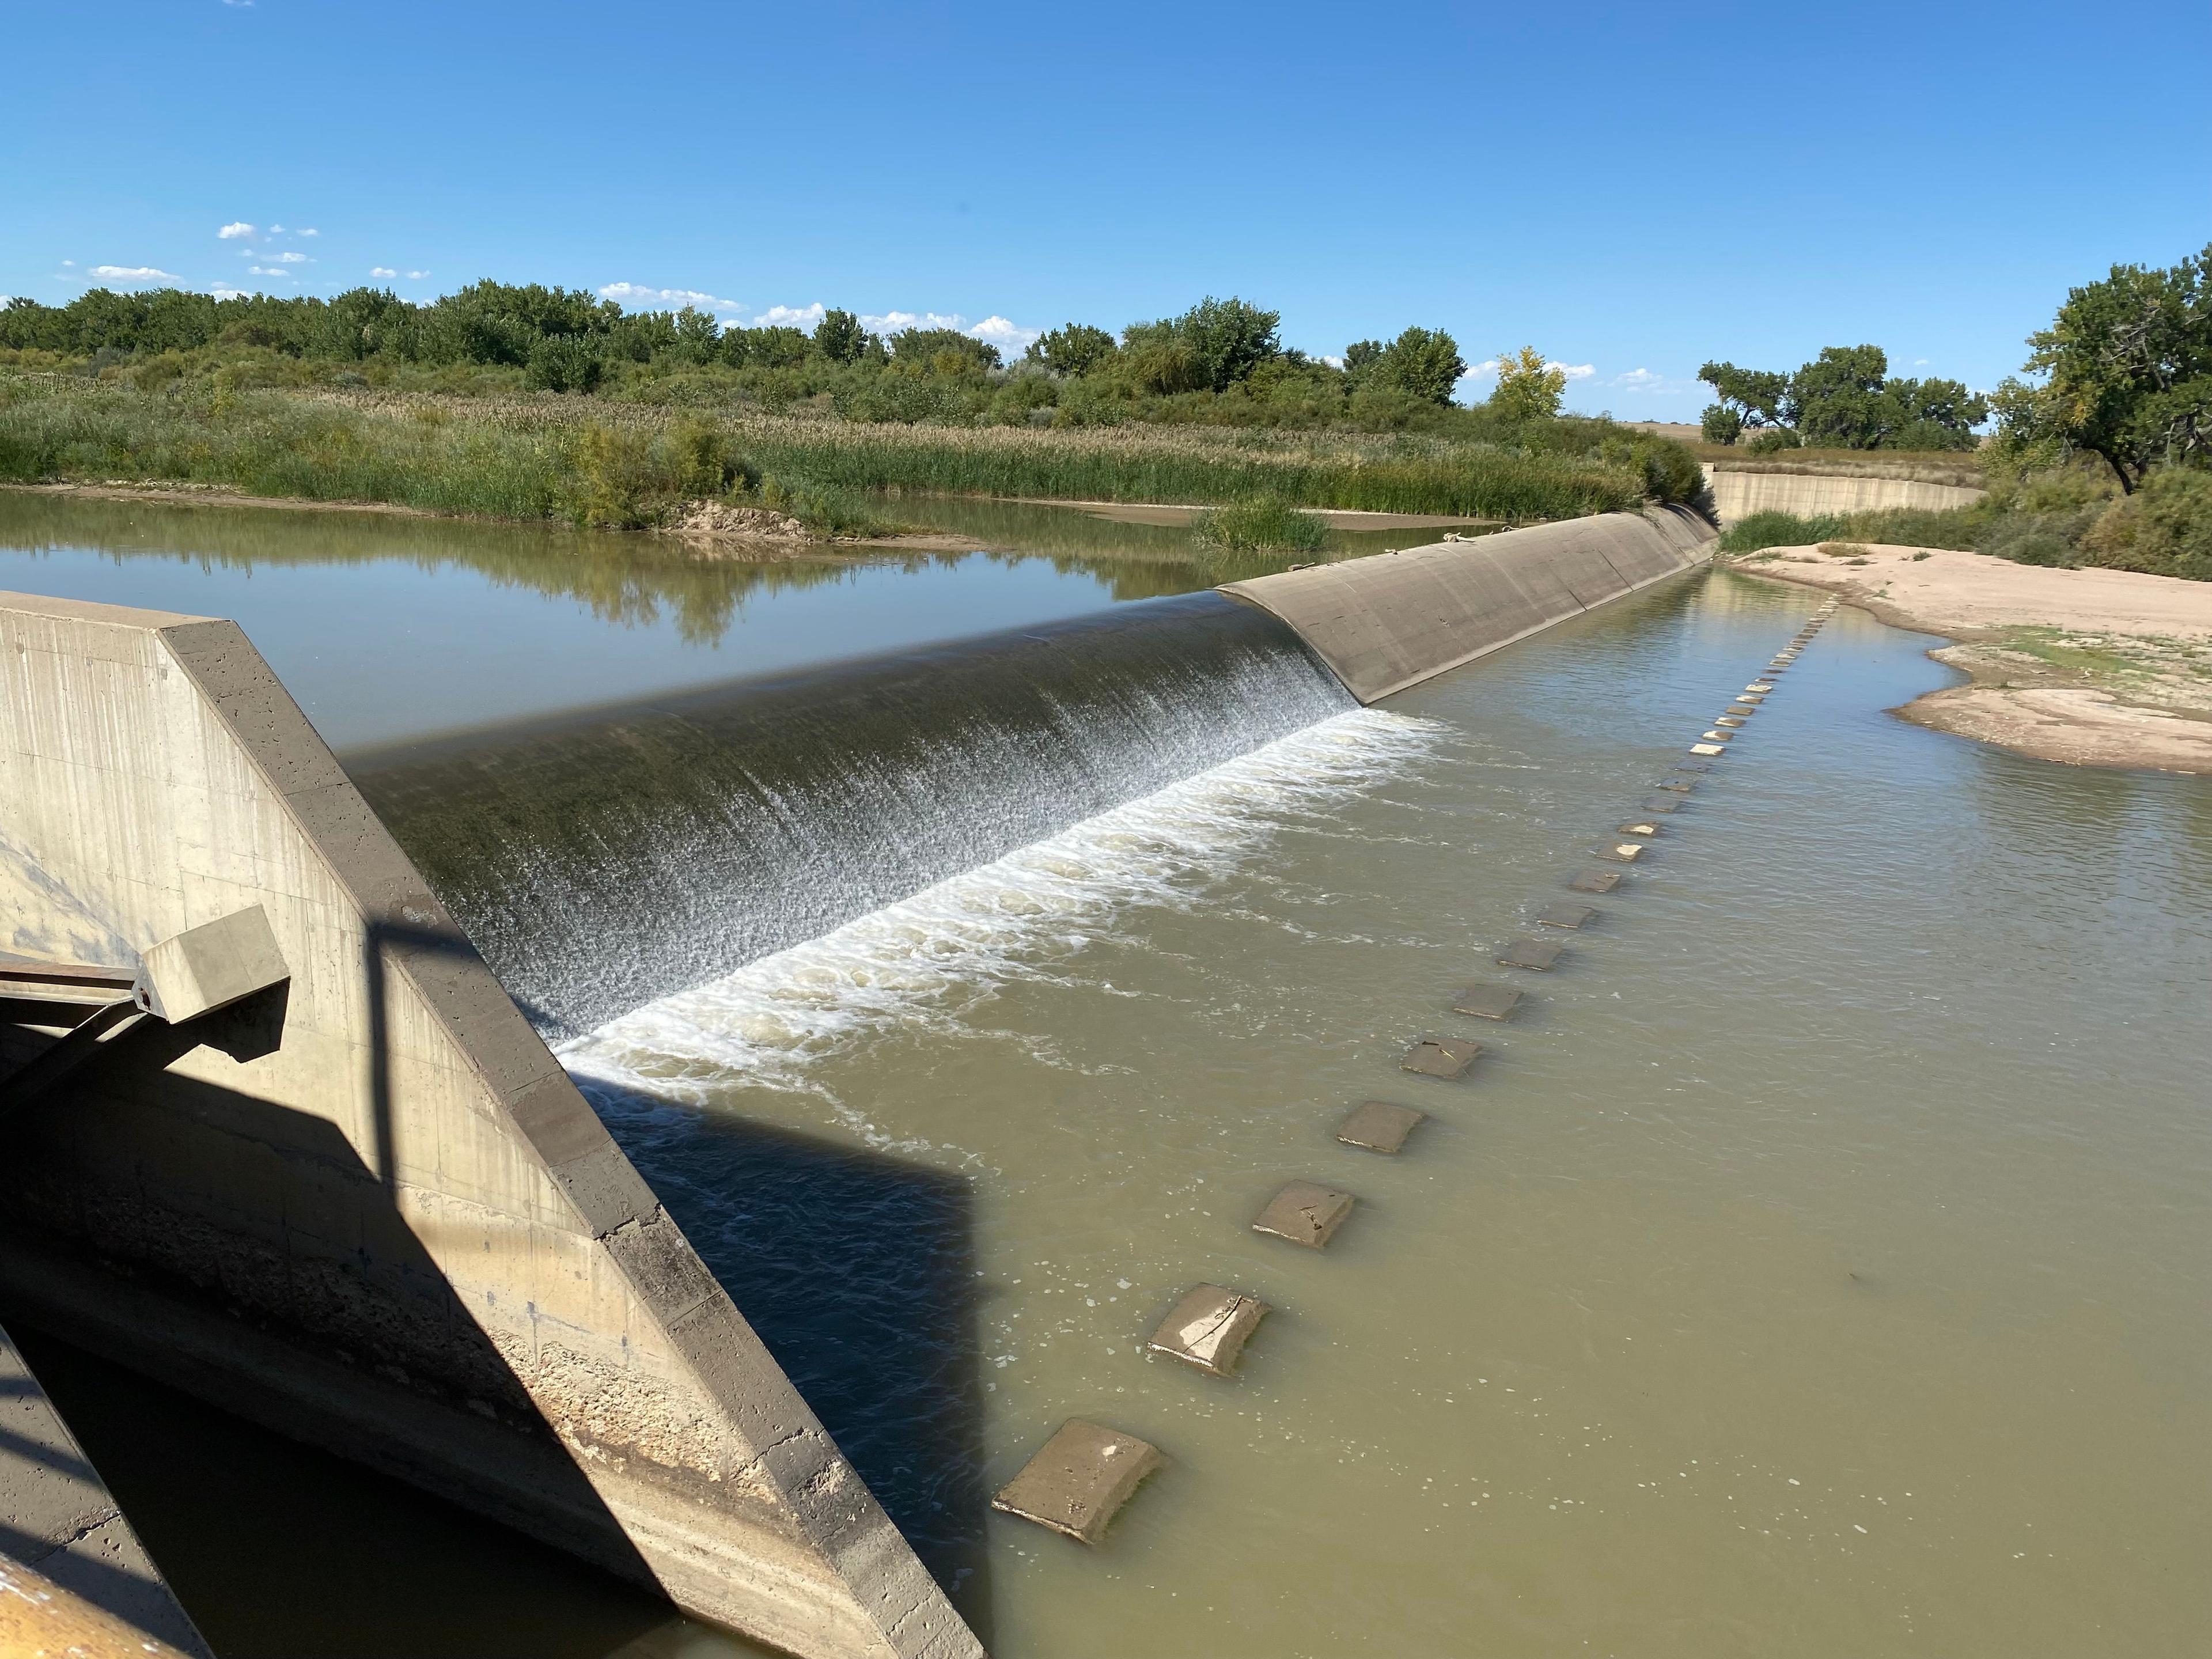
5 494 2208 1657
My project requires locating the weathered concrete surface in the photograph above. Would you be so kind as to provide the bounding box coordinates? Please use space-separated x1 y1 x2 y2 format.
0 1547 199 1659
0 1316 212 1656
1220 506 1715 703
1705 468 1984 527
991 1422 1165 1546
0 592 978 1659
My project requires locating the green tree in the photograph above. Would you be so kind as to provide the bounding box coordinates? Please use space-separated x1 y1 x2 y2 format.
1490 346 1567 421
1701 346 1986 451
1990 243 2212 491
1374 326 1465 404
888 327 999 373
1123 296 1282 393
1698 360 1791 437
813 308 870 365
1025 323 1118 377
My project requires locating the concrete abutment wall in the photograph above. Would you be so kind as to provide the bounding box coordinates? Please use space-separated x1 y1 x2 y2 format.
0 592 979 1659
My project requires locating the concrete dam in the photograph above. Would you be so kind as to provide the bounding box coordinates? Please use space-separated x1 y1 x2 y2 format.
0 505 1715 1657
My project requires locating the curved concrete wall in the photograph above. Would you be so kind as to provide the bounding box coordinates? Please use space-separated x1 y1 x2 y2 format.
0 592 978 1659
1219 505 1716 703
1706 468 1983 526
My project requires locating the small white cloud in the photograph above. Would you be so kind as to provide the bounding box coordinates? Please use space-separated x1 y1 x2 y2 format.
218 222 256 240
1460 357 1594 384
863 309 967 334
247 266 294 278
967 315 1040 351
597 281 743 314
299 228 319 237
269 224 285 234
60 259 74 267
266 251 308 264
209 285 249 300
223 1 253 8
1914 357 1929 366
88 265 179 282
406 270 430 280
751 302 825 329
1320 354 1346 369
370 267 397 279
1606 367 1699 397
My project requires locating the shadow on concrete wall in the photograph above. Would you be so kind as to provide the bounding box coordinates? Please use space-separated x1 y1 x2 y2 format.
8 1325 699 1659
3 943 994 1650
589 1087 995 1646
0 1017 674 1653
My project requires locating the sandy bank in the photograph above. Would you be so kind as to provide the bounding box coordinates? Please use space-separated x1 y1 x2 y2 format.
1736 543 2212 774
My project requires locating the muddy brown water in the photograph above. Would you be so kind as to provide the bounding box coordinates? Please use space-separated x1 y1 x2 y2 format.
3 495 2209 1657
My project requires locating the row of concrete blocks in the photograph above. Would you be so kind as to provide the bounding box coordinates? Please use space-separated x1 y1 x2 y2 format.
991 599 1840 1546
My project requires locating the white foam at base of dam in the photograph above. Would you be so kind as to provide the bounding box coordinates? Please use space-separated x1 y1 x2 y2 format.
559 707 1441 1102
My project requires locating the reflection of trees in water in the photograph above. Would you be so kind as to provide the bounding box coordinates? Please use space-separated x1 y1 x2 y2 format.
0 494 876 646
0 489 1400 638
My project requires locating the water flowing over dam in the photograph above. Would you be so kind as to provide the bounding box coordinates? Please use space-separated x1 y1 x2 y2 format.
348 593 1357 1039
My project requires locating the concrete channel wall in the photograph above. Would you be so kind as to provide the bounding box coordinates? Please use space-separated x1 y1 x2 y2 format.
1220 505 1717 703
1705 467 1984 526
0 592 979 1659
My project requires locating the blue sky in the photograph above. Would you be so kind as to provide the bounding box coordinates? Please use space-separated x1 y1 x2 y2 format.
7 0 2209 419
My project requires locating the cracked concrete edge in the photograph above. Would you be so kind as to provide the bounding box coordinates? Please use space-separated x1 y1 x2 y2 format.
0 1313 214 1657
1219 506 1718 704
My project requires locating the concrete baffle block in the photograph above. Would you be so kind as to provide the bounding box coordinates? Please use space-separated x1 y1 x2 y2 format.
1146 1286 1268 1377
1747 681 1774 693
1639 797 1683 815
1653 778 1694 793
1699 730 1733 743
1616 821 1660 837
1568 869 1621 892
1535 903 1596 930
1497 937 1563 971
1251 1181 1358 1248
1688 743 1726 756
1714 716 1745 728
1452 982 1522 1019
1401 1036 1481 1078
1336 1100 1425 1154
1594 843 1645 862
992 1421 1166 1544
131 905 289 1024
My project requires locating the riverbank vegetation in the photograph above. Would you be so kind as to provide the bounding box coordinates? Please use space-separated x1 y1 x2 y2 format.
0 285 1705 537
0 375 1702 537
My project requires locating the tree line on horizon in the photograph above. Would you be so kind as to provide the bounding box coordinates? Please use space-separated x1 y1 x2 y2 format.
0 283 1582 435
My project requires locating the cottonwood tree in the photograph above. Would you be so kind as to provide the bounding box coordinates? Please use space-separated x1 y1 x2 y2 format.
1990 243 2212 491
1025 323 1118 377
1490 346 1567 421
1699 347 1986 451
1377 327 1467 404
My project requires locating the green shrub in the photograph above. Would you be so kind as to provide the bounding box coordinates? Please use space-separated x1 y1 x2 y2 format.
525 336 605 395
2080 466 2212 579
1191 498 1329 553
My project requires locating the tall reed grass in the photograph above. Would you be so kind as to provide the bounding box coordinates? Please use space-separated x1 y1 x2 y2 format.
0 377 1678 532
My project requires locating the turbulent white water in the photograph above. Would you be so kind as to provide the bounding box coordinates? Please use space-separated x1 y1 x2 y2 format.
559 707 1444 1100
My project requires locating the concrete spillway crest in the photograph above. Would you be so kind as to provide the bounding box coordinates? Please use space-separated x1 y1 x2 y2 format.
1219 505 1716 703
0 592 980 1659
